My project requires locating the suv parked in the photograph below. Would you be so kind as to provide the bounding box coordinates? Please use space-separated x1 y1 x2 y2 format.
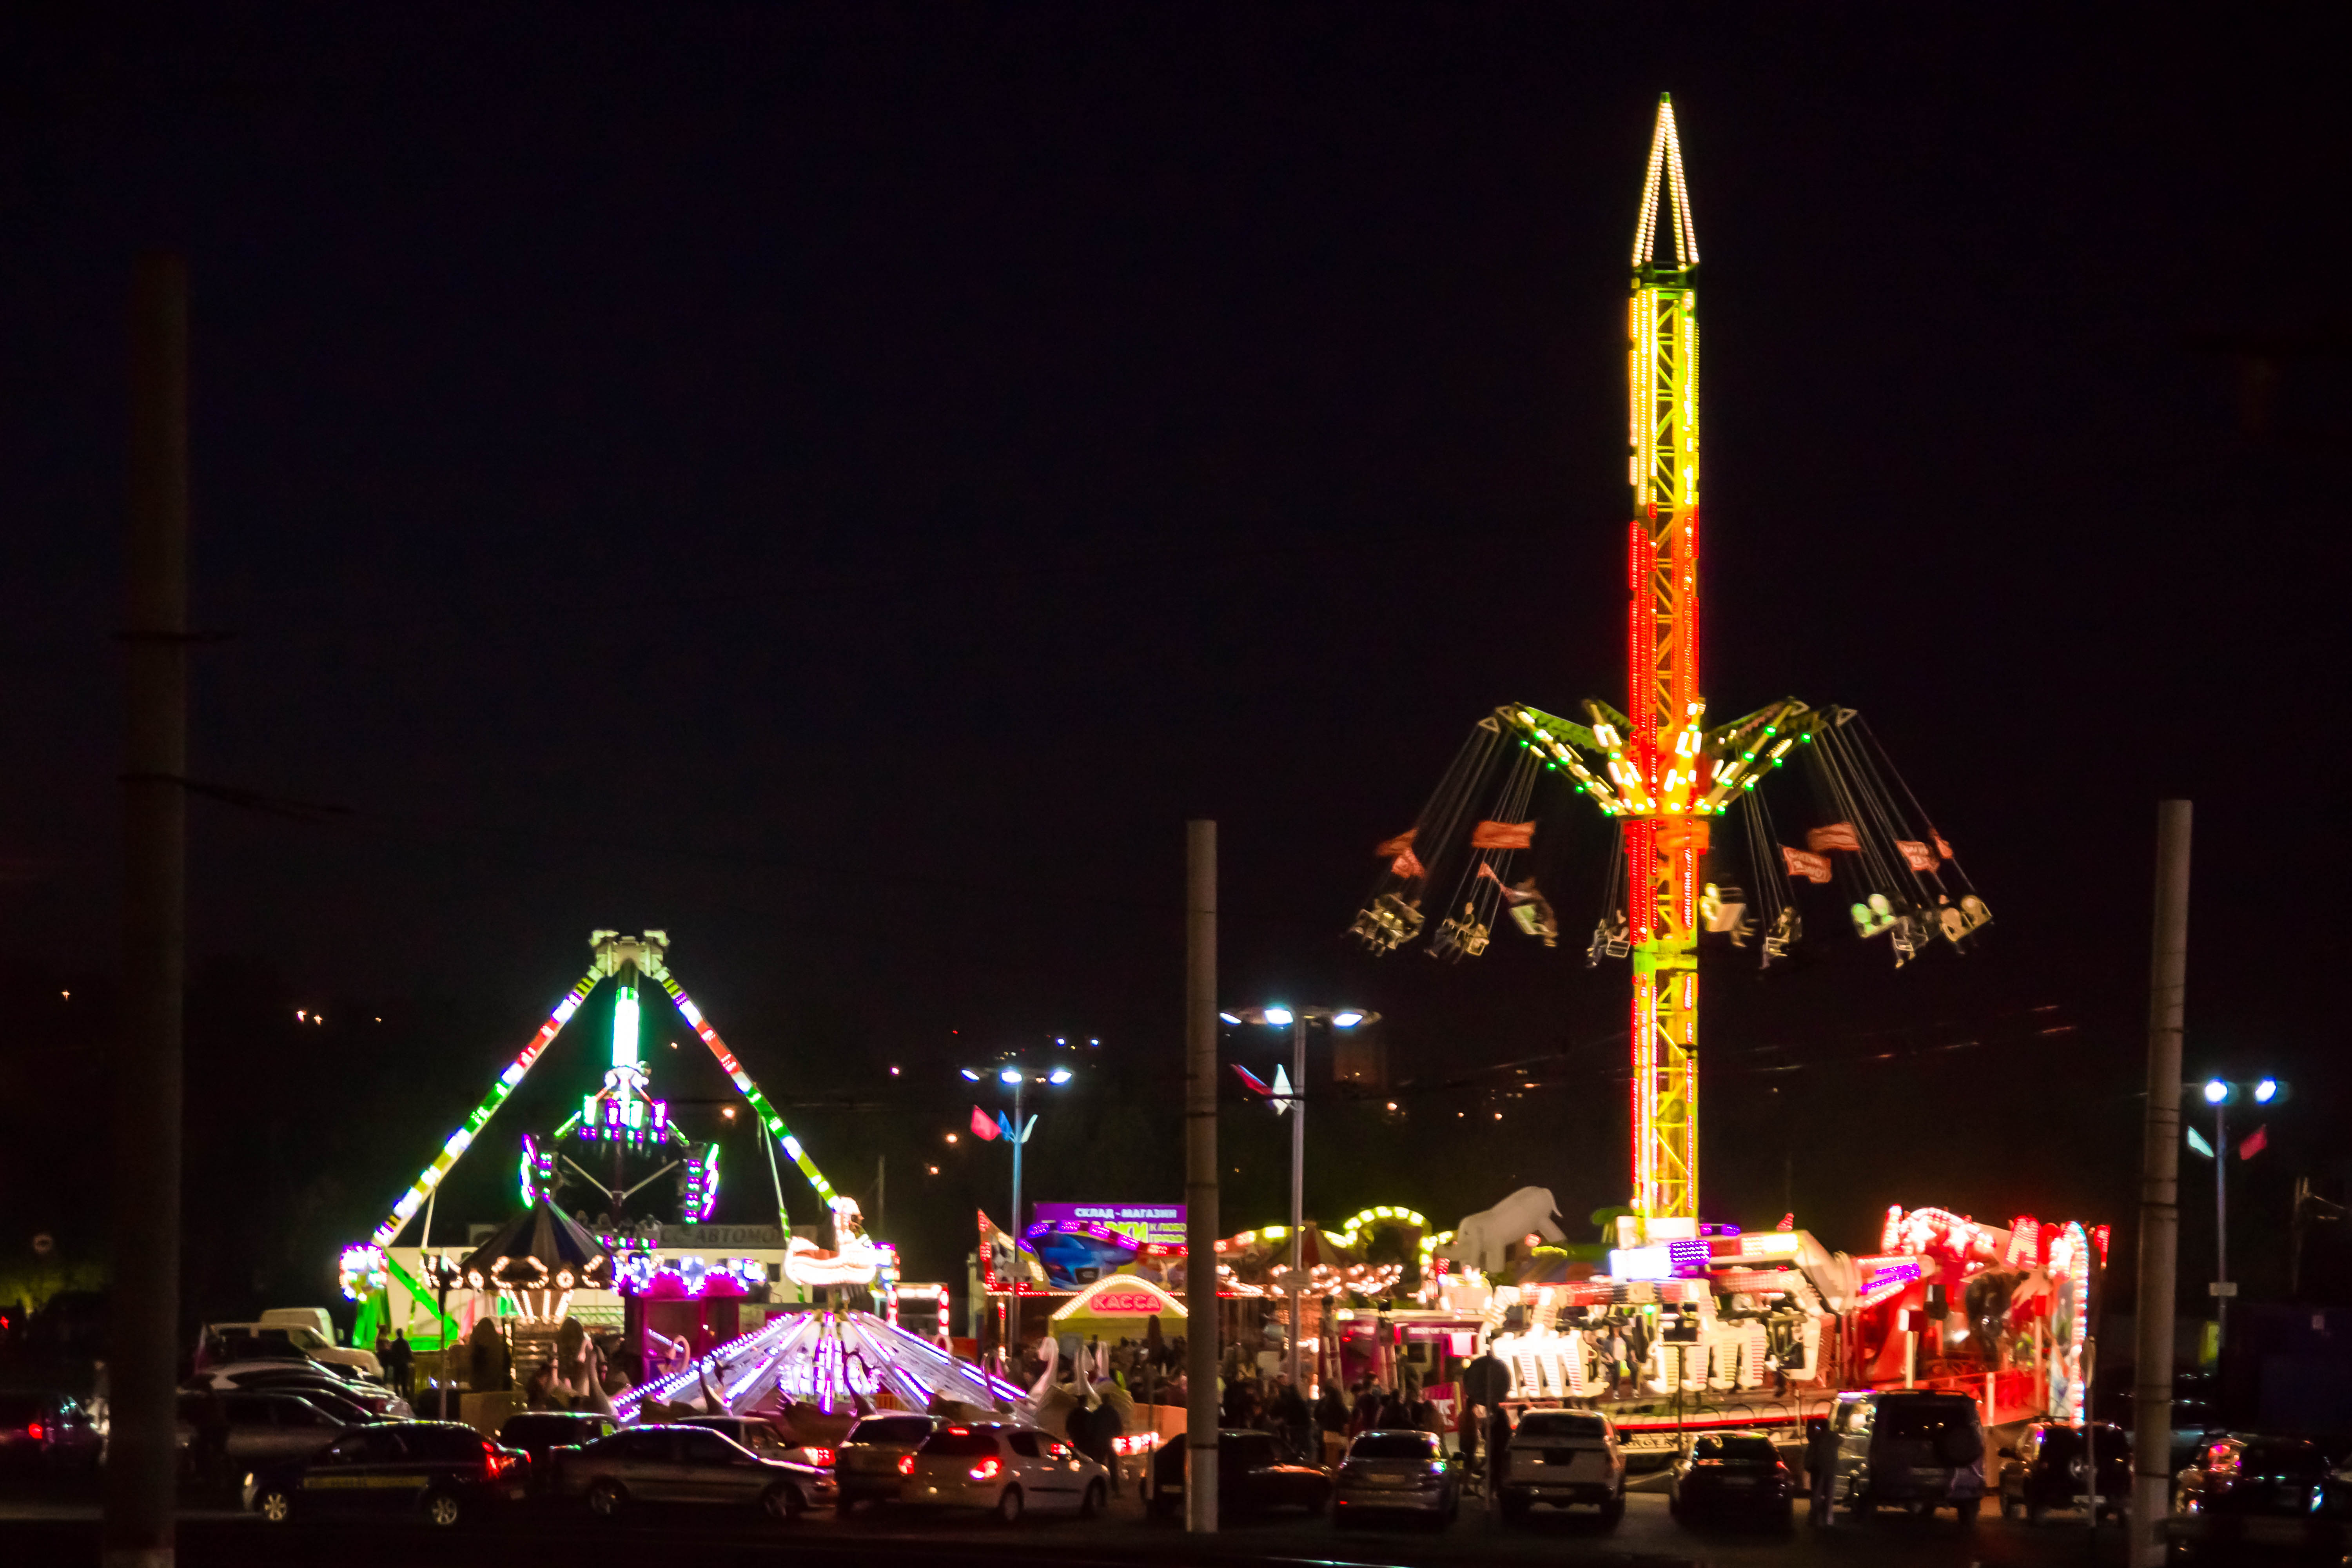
1818 1389 1985 1525
1496 1408 1626 1524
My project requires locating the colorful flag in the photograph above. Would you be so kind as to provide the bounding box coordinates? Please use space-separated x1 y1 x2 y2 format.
2238 1124 2268 1160
1807 822 1862 853
1894 840 1938 873
1375 829 1417 856
1231 1063 1273 1098
1933 831 1955 860
1470 820 1536 851
1781 846 1833 884
970 1105 1000 1142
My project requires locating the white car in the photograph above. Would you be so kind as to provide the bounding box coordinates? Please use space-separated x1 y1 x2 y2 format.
1497 1408 1626 1524
897 1421 1108 1524
209 1320 383 1381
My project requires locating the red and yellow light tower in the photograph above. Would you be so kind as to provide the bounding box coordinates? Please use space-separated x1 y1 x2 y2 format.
1357 96 1983 1240
1622 94 1704 1228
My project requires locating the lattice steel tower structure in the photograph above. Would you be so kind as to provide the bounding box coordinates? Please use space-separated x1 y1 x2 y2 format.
1623 93 1704 1226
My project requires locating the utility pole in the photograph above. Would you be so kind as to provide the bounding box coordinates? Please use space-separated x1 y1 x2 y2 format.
1183 821 1219 1534
106 253 190 1568
2130 800 2191 1568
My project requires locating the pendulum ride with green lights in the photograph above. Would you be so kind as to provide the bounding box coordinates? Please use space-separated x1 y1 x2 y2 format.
336 931 844 1322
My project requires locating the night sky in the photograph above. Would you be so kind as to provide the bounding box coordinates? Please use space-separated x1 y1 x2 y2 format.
4 8 2347 1313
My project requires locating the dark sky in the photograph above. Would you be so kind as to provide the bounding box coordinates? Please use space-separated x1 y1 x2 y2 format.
5 7 2348 1301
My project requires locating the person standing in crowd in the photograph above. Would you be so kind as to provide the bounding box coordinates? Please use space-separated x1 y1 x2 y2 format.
1271 1374 1309 1461
1314 1378 1349 1468
385 1329 413 1399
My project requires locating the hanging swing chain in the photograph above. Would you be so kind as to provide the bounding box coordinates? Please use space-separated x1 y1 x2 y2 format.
1857 716 1976 897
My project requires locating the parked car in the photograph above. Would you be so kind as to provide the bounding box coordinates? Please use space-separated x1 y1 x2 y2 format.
0 1391 102 1472
173 1390 350 1473
679 1413 836 1470
1668 1429 1794 1527
897 1421 1108 1523
1333 1428 1459 1528
2167 1432 2348 1559
1997 1421 2130 1523
559 1423 835 1522
835 1413 941 1508
1817 1388 1986 1524
245 1420 526 1528
208 1316 382 1381
494 1411 615 1492
1495 1408 1626 1524
1147 1428 1331 1519
186 1362 411 1419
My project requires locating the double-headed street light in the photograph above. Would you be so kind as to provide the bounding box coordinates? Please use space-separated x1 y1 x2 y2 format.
2190 1074 2287 1351
959 1044 1087 1277
1221 1004 1379 1394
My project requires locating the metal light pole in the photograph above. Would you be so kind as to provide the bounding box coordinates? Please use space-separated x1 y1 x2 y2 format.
962 1052 1076 1376
1220 1005 1378 1397
2210 1085 2230 1351
1288 1014 1305 1394
1007 1071 1028 1250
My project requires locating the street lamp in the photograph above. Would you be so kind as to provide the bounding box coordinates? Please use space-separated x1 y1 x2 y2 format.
1223 1004 1379 1395
960 1047 1087 1305
2190 1074 2289 1356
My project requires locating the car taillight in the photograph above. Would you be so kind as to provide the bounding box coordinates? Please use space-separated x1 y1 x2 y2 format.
27 1423 44 1442
805 1447 834 1466
970 1457 1001 1481
897 1454 915 1476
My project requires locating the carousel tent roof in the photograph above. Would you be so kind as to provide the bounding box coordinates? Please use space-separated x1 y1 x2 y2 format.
617 1309 1026 1421
457 1194 607 1283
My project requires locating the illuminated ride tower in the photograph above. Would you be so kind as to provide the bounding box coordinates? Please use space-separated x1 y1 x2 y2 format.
1351 97 1992 1240
1621 94 1705 1229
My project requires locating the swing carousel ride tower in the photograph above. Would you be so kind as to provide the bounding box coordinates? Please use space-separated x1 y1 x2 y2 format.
1355 96 1989 1245
1621 94 1704 1231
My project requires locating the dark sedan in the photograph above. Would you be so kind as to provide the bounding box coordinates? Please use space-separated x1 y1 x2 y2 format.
836 1414 941 1508
2167 1434 2348 1559
1147 1428 1331 1519
496 1411 616 1493
558 1423 835 1521
245 1421 526 1528
0 1392 101 1473
1668 1430 1794 1528
1997 1421 2129 1523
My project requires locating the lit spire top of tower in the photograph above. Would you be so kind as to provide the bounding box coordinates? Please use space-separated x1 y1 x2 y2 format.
1632 93 1697 269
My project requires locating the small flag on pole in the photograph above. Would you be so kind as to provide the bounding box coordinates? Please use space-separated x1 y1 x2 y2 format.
971 1105 1001 1142
1270 1063 1294 1115
1232 1064 1273 1098
2238 1124 2268 1160
2185 1126 2214 1159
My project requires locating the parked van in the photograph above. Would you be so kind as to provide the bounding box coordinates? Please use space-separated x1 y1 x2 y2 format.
1817 1388 1985 1525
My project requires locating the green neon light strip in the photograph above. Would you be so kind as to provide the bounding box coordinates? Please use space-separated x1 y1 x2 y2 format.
367 966 605 1249
654 973 837 1205
382 1250 461 1339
